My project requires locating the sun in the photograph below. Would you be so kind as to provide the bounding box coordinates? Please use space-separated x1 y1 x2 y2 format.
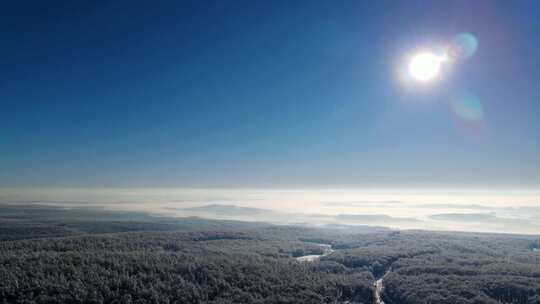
408 52 445 82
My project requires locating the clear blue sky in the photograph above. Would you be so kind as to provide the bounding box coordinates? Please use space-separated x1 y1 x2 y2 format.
1 0 539 188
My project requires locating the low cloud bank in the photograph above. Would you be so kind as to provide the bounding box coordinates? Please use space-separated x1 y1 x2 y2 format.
1 188 539 235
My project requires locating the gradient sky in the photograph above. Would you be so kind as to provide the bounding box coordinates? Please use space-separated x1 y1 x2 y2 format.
1 0 539 188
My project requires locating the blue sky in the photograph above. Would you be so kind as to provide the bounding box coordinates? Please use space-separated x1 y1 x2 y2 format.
1 0 539 188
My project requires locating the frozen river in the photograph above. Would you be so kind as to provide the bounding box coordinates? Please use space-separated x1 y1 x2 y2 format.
296 244 334 262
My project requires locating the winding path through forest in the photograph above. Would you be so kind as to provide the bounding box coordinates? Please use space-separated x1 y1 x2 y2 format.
296 244 392 304
373 269 391 304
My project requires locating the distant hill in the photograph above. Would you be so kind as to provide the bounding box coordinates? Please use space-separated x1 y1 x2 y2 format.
430 212 499 222
335 214 421 224
179 204 277 216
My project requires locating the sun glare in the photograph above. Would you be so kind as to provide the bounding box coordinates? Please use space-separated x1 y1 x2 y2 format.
408 52 444 82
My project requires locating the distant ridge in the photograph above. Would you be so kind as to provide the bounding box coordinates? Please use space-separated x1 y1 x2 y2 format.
179 204 276 216
336 214 421 224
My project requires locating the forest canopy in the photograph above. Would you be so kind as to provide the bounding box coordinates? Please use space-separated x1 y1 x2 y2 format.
1 204 539 304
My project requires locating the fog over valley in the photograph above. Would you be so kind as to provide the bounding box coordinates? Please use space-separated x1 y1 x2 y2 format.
2 187 539 235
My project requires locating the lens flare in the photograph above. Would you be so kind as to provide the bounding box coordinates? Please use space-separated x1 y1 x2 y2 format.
448 33 478 60
450 91 484 121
